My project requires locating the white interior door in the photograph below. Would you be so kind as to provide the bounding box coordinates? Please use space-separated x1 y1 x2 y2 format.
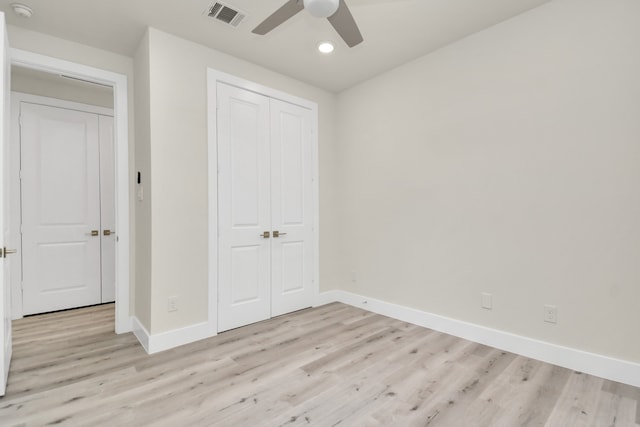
20 102 102 315
217 83 271 332
0 12 13 396
270 99 314 316
99 115 115 303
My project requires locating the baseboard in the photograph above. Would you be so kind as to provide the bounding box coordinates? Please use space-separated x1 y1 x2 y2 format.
317 290 640 388
131 316 150 353
116 315 133 335
314 290 339 307
131 317 213 354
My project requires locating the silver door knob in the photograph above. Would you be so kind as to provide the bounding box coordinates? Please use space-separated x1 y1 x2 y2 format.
1 247 17 258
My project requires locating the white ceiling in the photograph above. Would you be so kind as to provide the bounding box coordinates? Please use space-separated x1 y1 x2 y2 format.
0 0 550 93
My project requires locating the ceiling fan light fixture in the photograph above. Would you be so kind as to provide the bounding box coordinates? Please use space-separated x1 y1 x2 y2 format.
303 0 339 18
317 41 335 54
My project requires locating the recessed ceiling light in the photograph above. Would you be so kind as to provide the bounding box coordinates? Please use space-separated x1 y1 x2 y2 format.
318 42 335 54
11 3 34 19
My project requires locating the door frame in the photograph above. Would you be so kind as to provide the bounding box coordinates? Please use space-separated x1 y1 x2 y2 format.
10 49 131 333
206 69 319 336
11 92 114 318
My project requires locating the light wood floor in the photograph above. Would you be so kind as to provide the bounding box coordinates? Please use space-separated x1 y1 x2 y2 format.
0 303 638 426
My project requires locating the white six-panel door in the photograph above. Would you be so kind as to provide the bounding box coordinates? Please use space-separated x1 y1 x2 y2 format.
217 83 315 332
20 103 102 315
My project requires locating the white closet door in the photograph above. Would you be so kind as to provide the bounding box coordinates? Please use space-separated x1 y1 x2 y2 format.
21 103 102 315
99 115 115 303
270 99 314 316
217 83 272 332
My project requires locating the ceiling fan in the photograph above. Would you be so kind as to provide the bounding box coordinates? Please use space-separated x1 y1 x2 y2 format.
253 0 363 48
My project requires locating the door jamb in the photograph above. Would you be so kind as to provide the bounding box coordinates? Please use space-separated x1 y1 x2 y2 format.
10 49 131 333
206 68 320 336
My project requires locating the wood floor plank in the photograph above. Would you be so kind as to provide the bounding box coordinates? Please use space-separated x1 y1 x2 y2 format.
545 371 605 426
0 302 638 426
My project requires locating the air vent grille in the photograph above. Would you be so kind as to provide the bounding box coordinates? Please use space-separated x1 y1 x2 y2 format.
206 2 246 28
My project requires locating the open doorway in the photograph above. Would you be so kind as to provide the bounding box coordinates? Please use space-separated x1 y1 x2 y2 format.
10 66 116 318
8 49 131 334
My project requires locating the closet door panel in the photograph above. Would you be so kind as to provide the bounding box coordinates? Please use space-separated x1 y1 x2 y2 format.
99 115 115 303
217 83 272 332
270 99 314 317
20 103 102 315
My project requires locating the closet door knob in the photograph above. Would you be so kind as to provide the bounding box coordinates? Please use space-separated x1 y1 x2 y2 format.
1 248 17 258
273 231 287 238
261 231 271 239
88 230 99 236
104 230 114 236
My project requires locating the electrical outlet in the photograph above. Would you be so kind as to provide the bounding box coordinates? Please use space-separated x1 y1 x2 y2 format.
168 296 178 312
481 293 493 310
543 305 557 323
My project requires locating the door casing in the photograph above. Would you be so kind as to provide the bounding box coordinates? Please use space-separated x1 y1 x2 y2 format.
10 49 131 333
0 12 11 396
207 69 320 336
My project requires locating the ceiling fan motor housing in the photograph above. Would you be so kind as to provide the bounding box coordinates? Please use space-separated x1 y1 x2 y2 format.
304 0 340 18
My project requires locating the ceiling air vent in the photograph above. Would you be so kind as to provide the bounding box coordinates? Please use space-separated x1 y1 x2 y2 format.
206 2 246 28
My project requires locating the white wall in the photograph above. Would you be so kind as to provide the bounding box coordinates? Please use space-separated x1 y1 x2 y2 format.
335 0 640 363
141 28 339 334
11 66 113 108
11 0 637 368
134 30 151 330
6 26 137 315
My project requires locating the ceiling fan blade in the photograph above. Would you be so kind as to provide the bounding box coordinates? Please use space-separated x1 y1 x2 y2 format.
327 0 364 47
253 0 305 35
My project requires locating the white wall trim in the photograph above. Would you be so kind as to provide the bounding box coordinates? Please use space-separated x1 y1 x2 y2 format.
132 316 211 355
206 68 319 336
10 48 131 334
12 91 113 116
206 69 218 337
207 69 317 111
317 290 640 388
131 316 150 353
